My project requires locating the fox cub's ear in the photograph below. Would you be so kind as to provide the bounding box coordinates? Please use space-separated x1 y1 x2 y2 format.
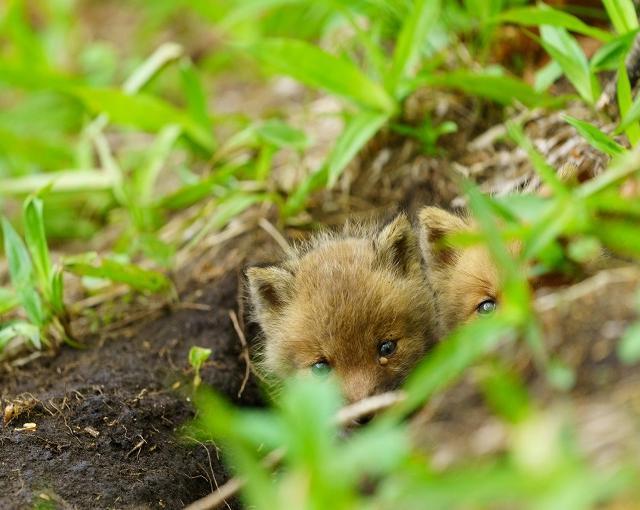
418 206 467 266
374 213 421 276
246 266 294 315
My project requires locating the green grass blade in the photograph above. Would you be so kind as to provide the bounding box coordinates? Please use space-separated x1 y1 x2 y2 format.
284 166 329 217
0 169 114 195
71 86 215 152
328 110 389 186
562 115 625 157
135 125 182 206
50 267 65 316
256 119 310 150
23 196 53 296
387 0 441 98
64 253 172 293
577 145 640 198
590 30 638 72
188 192 270 248
179 58 214 135
615 89 640 135
603 0 639 34
248 37 395 113
539 25 600 104
418 70 558 107
398 316 514 415
1 217 46 326
616 60 640 145
498 5 613 42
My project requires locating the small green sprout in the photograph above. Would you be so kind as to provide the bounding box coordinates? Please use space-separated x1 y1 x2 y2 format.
188 346 212 389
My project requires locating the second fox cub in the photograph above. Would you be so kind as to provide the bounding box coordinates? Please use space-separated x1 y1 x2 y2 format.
246 214 442 404
418 207 504 332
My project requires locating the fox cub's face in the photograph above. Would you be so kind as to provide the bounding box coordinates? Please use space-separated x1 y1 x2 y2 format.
418 207 502 333
247 214 441 404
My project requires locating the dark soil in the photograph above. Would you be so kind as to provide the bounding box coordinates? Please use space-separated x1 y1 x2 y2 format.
0 272 262 510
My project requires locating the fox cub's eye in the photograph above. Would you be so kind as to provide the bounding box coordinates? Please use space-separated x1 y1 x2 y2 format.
476 299 497 315
311 360 331 377
378 340 397 357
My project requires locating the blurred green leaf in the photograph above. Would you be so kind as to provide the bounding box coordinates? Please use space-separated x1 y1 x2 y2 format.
498 5 613 42
420 70 557 107
131 124 182 227
71 86 214 152
593 218 640 257
539 25 599 104
64 253 172 293
0 321 41 351
534 61 563 92
1 217 46 326
257 119 310 150
399 316 514 415
179 58 214 134
328 110 389 186
590 30 638 72
562 115 625 157
158 165 238 210
0 287 19 315
388 0 441 98
546 358 575 391
615 90 640 135
618 322 640 364
248 37 395 112
616 60 640 145
478 361 531 423
603 0 639 34
567 236 601 263
0 169 114 196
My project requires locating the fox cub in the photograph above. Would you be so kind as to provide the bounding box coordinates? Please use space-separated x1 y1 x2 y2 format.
246 214 442 403
418 207 503 332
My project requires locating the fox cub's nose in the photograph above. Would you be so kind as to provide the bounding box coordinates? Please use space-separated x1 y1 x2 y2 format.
354 412 374 426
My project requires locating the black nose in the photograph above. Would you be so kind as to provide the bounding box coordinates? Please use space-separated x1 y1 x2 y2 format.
353 412 374 426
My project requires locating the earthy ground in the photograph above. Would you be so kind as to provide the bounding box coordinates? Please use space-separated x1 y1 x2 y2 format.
0 273 262 510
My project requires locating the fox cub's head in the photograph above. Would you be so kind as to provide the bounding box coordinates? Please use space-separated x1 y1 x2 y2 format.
418 207 502 333
246 214 441 404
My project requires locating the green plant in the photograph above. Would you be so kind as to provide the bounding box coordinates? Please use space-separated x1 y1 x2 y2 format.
1 195 69 351
188 345 212 388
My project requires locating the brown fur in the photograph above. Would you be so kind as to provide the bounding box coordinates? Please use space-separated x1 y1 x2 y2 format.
418 207 507 333
246 214 442 403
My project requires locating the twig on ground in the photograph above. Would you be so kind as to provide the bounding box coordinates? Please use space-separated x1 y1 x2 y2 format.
228 310 251 399
183 390 405 510
258 218 293 256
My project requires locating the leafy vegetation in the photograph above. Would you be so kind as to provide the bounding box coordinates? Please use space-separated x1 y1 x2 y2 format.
2 0 640 508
